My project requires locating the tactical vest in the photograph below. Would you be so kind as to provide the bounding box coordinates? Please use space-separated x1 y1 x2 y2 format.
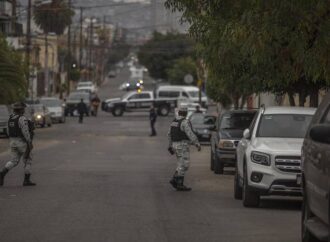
170 118 190 142
8 115 24 138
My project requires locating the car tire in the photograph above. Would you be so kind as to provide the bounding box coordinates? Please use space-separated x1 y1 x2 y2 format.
234 167 243 200
242 164 260 207
158 105 170 116
112 106 124 117
210 149 215 171
214 155 224 174
47 122 52 127
302 198 320 242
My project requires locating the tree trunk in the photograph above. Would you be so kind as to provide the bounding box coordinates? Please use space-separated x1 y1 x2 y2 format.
309 88 319 107
288 92 296 106
299 91 307 107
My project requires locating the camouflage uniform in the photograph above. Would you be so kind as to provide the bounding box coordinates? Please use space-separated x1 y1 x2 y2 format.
5 114 32 174
168 114 200 191
0 102 36 186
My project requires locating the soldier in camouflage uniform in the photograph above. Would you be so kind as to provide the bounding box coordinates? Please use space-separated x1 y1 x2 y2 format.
168 107 201 191
0 102 36 186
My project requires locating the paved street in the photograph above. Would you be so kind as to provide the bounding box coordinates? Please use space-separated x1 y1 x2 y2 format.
0 69 302 242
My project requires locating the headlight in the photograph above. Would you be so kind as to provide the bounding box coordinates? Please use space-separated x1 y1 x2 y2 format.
218 140 234 149
36 115 42 120
251 151 271 166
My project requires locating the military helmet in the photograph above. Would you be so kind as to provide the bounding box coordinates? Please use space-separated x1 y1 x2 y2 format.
178 107 188 117
11 102 27 110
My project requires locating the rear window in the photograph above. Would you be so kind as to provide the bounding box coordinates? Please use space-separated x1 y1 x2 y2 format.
220 112 256 130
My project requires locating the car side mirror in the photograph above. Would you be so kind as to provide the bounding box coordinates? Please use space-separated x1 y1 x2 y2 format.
309 124 330 144
243 129 251 139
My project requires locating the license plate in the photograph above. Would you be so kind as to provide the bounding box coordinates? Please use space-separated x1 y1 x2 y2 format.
296 174 302 185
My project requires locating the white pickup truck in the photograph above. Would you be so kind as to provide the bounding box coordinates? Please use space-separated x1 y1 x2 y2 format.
101 91 176 117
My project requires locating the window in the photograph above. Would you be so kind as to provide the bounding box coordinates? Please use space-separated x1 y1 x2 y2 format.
182 92 189 98
128 94 139 100
257 114 313 138
158 91 180 98
220 112 256 130
139 93 151 99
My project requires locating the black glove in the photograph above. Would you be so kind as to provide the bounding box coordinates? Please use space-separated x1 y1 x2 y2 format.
168 147 175 155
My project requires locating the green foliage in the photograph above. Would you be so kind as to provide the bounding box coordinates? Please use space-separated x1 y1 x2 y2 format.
138 32 195 80
70 68 80 82
166 57 197 85
107 43 131 69
33 0 74 35
0 37 26 104
165 0 330 107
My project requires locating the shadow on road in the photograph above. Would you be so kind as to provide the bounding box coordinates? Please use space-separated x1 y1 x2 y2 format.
259 197 302 211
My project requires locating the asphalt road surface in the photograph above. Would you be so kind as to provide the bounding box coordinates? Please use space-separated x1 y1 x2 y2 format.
0 68 302 242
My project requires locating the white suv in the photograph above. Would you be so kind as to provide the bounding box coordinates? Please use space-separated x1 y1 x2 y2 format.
234 106 316 207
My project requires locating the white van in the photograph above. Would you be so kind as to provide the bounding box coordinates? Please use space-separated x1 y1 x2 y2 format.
155 85 208 107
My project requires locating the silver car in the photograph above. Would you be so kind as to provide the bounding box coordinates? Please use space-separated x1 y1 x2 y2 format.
40 97 65 123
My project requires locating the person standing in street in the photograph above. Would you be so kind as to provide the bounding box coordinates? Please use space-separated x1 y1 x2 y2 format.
77 99 88 123
168 107 201 191
0 102 36 186
91 94 101 117
149 105 157 136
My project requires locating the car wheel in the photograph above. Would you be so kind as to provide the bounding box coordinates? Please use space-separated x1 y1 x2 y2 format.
234 166 243 200
158 105 170 116
47 121 52 127
210 149 215 171
112 106 124 117
302 198 320 242
214 155 224 174
242 164 260 207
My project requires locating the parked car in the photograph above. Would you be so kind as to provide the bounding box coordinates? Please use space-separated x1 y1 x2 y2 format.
301 93 330 242
235 106 316 207
39 97 65 123
0 105 9 136
30 104 52 128
65 92 91 116
210 110 257 174
108 70 117 78
76 81 97 93
189 113 216 142
119 80 144 91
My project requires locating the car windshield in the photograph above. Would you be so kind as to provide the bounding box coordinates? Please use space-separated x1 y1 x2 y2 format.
188 91 206 98
190 114 215 125
32 105 44 112
40 99 61 107
220 112 255 130
257 114 313 138
68 93 89 100
0 106 8 116
78 82 92 87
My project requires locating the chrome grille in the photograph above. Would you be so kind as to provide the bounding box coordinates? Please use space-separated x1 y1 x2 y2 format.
275 156 301 173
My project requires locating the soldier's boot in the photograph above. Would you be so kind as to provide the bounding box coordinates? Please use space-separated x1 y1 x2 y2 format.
169 172 178 189
175 176 191 192
23 174 36 186
0 168 9 186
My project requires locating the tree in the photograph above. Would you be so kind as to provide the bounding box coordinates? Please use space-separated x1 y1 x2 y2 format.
33 0 74 35
138 32 195 81
166 57 197 85
107 43 131 69
165 0 330 107
0 37 26 104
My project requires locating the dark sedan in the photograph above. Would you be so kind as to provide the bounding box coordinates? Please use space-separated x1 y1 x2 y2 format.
210 110 257 174
189 113 216 142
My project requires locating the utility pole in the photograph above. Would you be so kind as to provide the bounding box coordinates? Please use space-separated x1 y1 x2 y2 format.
79 7 83 69
44 34 49 96
11 0 16 36
89 19 94 80
67 0 72 95
26 0 32 97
